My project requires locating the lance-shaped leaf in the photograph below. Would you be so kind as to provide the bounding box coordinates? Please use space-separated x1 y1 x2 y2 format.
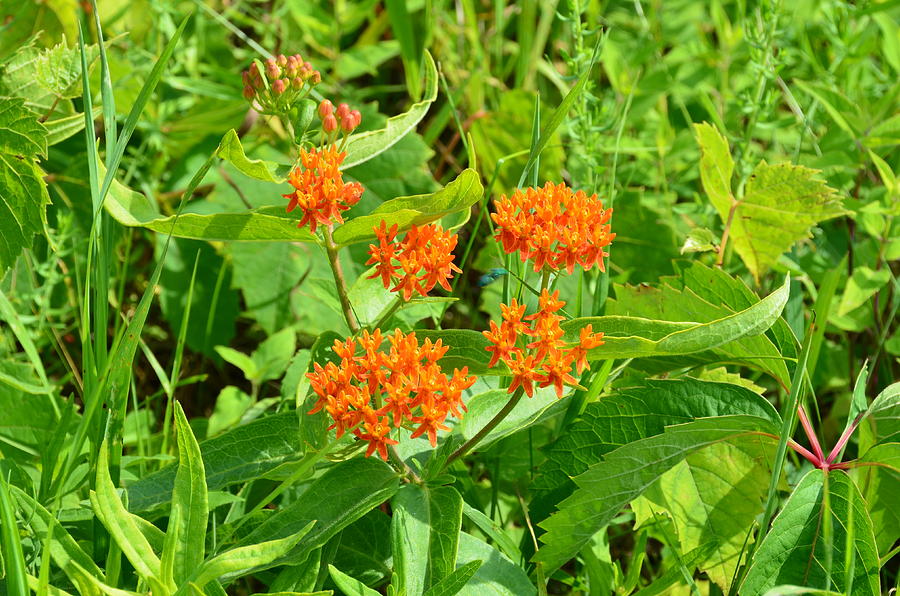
332 168 483 246
534 415 779 573
0 98 50 275
741 470 880 596
694 123 846 280
455 533 536 596
857 442 900 553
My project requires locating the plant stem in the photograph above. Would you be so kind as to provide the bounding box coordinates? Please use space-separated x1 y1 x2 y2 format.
372 296 404 331
323 225 360 333
444 387 525 468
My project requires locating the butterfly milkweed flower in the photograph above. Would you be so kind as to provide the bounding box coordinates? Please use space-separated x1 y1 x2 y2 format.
306 329 475 459
366 221 462 300
241 53 321 114
491 182 615 274
483 290 604 398
283 147 364 233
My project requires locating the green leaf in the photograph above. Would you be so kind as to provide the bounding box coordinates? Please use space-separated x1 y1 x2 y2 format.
216 129 292 183
0 470 28 595
530 378 781 528
392 485 463 595
565 274 790 362
857 442 900 553
11 487 106 586
338 51 438 169
0 97 50 275
91 440 162 582
215 346 258 380
191 524 314 586
836 266 891 316
455 533 536 596
633 438 773 591
694 122 735 209
534 415 780 573
164 402 208 585
332 168 483 245
328 565 381 596
741 470 880 596
44 107 100 146
0 41 99 113
127 412 305 512
423 561 483 596
239 458 400 564
332 510 393 587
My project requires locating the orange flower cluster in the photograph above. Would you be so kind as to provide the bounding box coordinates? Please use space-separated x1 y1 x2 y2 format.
366 222 462 301
307 329 475 459
492 182 615 273
483 290 604 398
283 147 364 233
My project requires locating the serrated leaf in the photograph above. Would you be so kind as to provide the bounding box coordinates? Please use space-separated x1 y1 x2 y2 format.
0 41 99 112
634 438 773 591
731 161 844 280
741 470 880 596
0 97 50 274
332 168 483 246
534 416 779 573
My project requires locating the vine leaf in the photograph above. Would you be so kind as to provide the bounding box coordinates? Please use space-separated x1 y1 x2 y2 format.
694 122 846 280
0 98 50 275
740 470 880 596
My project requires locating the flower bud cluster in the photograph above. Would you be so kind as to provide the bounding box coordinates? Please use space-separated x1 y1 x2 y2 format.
318 100 362 135
241 53 321 114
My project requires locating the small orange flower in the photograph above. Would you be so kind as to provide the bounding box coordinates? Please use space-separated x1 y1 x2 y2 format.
283 147 363 233
483 291 603 400
306 328 475 460
491 182 614 274
366 222 462 300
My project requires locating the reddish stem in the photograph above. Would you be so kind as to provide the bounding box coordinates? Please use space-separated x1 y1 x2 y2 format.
797 405 826 464
825 411 864 464
788 439 821 467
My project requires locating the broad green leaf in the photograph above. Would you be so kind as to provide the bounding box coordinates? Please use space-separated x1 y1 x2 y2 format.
607 275 790 385
857 442 900 553
530 378 781 528
240 458 399 564
836 266 891 316
332 509 393 587
332 168 483 245
392 485 463 595
191 523 314 586
0 387 60 458
339 51 438 169
216 129 292 183
741 470 880 596
455 533 536 596
461 503 521 563
534 415 780 573
858 381 900 446
0 41 99 113
11 487 106 586
91 440 162 581
127 412 305 512
458 386 568 450
633 438 774 591
694 122 734 208
564 274 790 362
164 402 208 585
0 97 50 275
328 565 381 596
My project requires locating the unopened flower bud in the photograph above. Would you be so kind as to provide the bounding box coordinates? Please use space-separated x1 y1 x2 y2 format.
272 78 287 94
318 99 334 118
243 85 255 100
351 109 362 128
323 114 338 133
266 61 280 80
241 71 250 86
340 116 356 133
310 71 321 85
292 77 303 90
277 54 288 67
336 103 350 120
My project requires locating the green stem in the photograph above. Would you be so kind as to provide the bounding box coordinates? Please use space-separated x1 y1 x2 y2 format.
323 225 360 333
372 296 404 331
444 387 525 468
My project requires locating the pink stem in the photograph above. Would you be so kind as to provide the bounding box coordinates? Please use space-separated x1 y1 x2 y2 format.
797 405 825 464
788 439 821 467
825 412 864 464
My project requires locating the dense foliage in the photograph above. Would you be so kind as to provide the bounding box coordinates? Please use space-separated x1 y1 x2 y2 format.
0 0 899 595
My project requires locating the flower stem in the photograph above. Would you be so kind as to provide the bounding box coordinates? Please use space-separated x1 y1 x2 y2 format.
444 387 525 469
372 296 404 331
323 225 360 333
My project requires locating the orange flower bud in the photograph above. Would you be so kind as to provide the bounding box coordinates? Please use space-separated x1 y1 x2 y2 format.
272 78 287 94
242 85 255 100
336 102 350 119
318 99 334 118
323 113 338 133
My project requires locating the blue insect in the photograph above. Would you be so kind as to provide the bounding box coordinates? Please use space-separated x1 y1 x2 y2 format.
477 268 508 287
